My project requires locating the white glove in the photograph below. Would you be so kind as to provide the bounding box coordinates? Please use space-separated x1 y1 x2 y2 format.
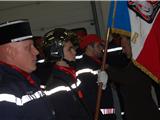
97 71 108 90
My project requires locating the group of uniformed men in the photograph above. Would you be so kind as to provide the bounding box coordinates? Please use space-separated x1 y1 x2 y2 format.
0 19 159 120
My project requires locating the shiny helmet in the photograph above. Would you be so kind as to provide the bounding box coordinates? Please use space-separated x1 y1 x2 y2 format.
43 28 77 62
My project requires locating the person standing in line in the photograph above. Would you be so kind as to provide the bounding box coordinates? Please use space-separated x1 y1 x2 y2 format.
76 34 116 120
0 19 55 120
107 34 160 120
43 28 92 120
33 36 53 89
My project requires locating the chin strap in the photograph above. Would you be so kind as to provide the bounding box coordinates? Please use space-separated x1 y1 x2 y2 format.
63 58 76 68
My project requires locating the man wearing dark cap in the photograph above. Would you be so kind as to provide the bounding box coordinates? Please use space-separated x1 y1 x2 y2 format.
76 34 116 120
0 19 54 120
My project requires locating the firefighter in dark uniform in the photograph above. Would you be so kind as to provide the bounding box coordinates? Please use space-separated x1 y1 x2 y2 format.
43 28 92 120
107 34 160 120
76 34 116 120
0 19 54 119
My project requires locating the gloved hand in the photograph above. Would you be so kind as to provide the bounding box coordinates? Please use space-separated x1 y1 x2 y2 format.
97 71 108 90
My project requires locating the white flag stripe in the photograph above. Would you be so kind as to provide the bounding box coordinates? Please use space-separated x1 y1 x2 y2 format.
129 8 160 59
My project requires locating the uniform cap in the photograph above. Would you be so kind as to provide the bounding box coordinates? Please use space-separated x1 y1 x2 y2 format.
79 34 101 49
0 19 33 45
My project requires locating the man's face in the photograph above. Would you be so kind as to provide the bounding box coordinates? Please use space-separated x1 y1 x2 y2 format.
11 39 39 73
121 37 132 59
92 42 103 58
63 41 76 61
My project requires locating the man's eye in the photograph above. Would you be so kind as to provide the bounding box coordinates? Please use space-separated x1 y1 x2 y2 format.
69 47 74 51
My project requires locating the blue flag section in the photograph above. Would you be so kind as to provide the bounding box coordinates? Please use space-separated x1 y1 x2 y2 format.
107 1 131 37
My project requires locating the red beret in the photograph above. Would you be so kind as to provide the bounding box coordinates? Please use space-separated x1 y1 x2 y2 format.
80 34 101 49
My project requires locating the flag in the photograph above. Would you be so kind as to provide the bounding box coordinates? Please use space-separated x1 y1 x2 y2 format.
107 1 131 37
107 1 160 84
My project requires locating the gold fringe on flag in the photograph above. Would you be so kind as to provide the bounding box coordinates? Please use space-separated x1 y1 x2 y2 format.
111 28 131 38
132 59 160 84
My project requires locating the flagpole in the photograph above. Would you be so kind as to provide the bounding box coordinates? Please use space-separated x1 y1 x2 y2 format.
94 27 110 120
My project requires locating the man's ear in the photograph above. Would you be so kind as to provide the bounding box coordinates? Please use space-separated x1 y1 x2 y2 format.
87 44 93 50
6 44 16 59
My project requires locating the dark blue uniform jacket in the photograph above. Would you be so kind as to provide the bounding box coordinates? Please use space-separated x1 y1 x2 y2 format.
45 65 92 120
0 64 54 120
76 54 116 120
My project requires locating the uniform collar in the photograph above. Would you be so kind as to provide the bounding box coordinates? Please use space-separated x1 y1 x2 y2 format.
86 54 102 65
0 61 35 86
54 65 76 80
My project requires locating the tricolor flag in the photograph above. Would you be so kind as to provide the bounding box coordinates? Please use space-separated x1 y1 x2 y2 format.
107 1 160 84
